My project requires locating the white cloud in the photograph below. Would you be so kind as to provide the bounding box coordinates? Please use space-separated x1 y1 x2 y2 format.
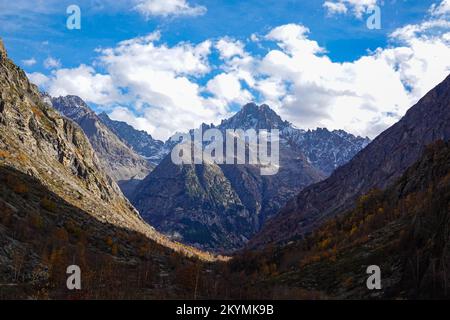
32 1 450 141
206 73 252 105
323 1 348 15
27 72 50 87
134 0 206 18
109 106 156 134
323 0 378 18
250 33 260 42
40 65 121 105
215 38 245 59
43 57 61 69
390 19 450 41
22 58 37 66
265 24 325 56
430 0 450 16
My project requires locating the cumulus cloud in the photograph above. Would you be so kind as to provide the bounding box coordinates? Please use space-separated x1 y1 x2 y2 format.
323 0 378 18
216 37 246 59
108 106 156 134
27 72 50 87
30 1 450 141
206 73 252 105
134 0 207 18
323 1 348 15
251 12 450 137
33 65 122 105
430 0 450 16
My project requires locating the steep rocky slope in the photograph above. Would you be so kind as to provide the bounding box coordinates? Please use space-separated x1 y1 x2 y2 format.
226 141 450 299
0 39 214 298
285 128 370 176
98 112 168 165
48 96 152 189
250 74 450 248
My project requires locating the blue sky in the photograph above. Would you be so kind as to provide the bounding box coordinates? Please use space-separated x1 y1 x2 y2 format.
2 0 437 70
1 0 449 140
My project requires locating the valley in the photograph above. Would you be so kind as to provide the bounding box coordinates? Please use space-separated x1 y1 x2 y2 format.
0 34 449 300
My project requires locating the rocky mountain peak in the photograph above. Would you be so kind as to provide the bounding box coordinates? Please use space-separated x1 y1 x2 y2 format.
50 95 153 184
220 102 289 130
50 95 94 120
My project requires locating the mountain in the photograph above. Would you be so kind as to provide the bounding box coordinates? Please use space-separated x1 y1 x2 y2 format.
284 128 370 176
48 95 153 196
223 140 450 299
98 112 169 165
220 103 370 176
249 74 450 248
0 39 214 298
131 103 369 253
219 103 290 130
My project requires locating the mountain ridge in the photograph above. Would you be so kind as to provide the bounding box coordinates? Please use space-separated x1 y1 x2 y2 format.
132 103 370 252
48 95 153 196
98 112 169 165
249 73 450 248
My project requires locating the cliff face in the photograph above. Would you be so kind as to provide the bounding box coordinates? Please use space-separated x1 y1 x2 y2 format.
0 42 137 226
0 39 214 295
98 112 168 165
49 95 153 186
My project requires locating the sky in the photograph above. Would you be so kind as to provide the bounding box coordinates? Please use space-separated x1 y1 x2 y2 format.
1 0 449 140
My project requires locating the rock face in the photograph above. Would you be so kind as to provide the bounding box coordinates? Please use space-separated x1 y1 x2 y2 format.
49 95 153 193
285 128 370 176
249 74 450 248
132 103 369 252
0 38 161 245
0 39 211 293
98 112 169 165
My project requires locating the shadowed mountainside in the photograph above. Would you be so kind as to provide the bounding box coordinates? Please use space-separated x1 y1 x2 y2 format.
250 74 450 248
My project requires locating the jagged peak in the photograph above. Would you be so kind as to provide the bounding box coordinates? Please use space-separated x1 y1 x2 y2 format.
98 111 160 141
240 102 277 116
53 95 88 106
51 95 96 120
220 102 290 130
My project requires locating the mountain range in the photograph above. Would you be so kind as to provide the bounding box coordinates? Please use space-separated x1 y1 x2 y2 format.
131 103 370 252
1 36 448 299
47 95 153 198
36 90 370 253
98 112 169 165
